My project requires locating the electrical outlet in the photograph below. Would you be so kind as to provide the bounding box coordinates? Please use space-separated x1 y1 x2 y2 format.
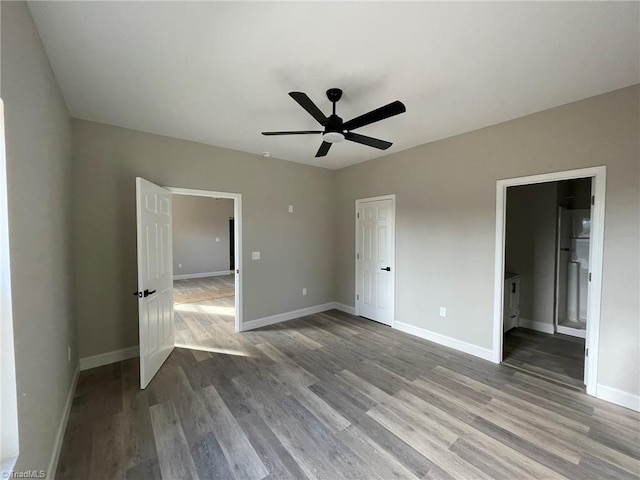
178 263 182 269
439 307 447 317
302 288 307 296
288 205 294 213
252 251 261 260
216 237 220 242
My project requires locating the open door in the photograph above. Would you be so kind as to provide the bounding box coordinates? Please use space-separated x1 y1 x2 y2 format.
136 177 174 388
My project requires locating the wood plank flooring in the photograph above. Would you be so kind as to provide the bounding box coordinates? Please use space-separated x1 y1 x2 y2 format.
57 310 640 479
503 328 585 390
173 275 236 352
174 275 235 305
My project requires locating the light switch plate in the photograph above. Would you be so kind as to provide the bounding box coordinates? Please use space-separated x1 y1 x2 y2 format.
252 251 261 260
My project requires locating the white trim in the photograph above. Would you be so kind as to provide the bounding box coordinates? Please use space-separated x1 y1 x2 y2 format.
394 321 494 362
47 366 80 480
0 100 19 477
241 303 341 331
333 302 356 315
596 384 640 412
173 270 233 281
355 194 396 327
79 346 139 371
492 166 605 399
166 187 242 333
556 325 587 339
518 318 555 335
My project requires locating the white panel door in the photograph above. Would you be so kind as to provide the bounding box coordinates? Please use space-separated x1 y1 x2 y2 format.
356 197 395 326
136 177 174 389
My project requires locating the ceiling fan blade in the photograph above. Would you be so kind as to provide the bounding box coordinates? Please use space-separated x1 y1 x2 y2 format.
289 92 328 125
315 141 332 157
262 130 322 136
344 132 392 150
343 100 406 131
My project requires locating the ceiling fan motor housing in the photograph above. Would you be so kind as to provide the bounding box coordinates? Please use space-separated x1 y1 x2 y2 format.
323 113 346 142
261 87 405 156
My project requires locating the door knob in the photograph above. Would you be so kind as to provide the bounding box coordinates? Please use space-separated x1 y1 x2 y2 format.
380 267 391 271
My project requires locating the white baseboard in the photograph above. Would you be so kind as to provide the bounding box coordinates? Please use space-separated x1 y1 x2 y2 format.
80 346 139 371
47 365 79 479
556 325 586 338
394 321 494 362
596 384 640 412
518 318 555 334
173 270 233 281
242 303 349 331
332 302 356 315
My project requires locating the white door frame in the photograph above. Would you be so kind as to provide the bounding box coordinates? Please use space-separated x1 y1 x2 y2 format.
166 187 243 332
355 194 396 327
492 166 606 396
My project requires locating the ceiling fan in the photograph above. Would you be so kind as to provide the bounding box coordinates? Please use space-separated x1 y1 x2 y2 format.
262 88 406 158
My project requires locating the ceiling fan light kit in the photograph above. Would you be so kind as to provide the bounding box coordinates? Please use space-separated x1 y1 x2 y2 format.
322 131 345 143
262 88 406 158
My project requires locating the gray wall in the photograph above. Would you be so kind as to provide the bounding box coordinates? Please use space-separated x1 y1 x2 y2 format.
1 1 77 473
335 85 639 398
72 120 336 358
172 196 234 276
505 183 558 325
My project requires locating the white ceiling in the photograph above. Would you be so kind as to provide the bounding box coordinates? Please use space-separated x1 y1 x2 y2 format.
28 1 639 170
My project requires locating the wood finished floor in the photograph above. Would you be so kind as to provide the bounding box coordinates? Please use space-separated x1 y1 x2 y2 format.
173 275 235 352
503 328 585 390
57 310 640 479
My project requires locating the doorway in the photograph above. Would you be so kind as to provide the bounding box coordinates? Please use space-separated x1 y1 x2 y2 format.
135 181 243 387
492 166 605 397
501 178 591 389
355 195 396 326
171 194 236 352
168 187 242 336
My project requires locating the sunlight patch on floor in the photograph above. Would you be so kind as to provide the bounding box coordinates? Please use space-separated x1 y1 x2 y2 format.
174 303 235 316
174 343 251 357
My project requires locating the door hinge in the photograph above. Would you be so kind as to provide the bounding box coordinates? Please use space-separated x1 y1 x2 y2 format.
586 347 589 357
591 195 595 206
589 272 592 282
357 212 360 219
356 294 359 301
357 253 360 260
